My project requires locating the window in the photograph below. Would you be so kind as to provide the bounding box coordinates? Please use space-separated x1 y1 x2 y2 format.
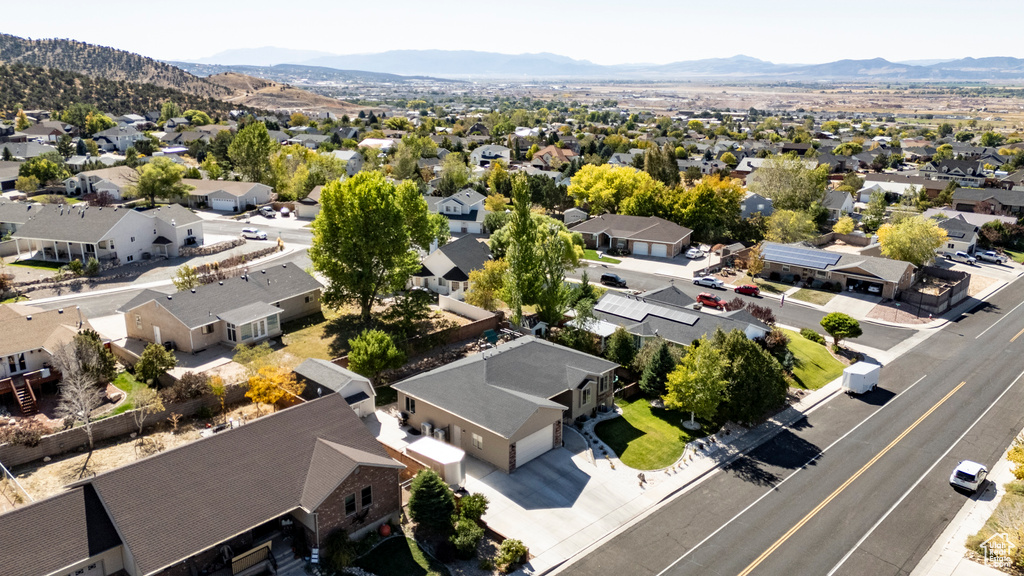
438 279 446 288
581 385 592 406
361 486 372 508
948 243 954 249
187 228 193 235
405 396 416 413
816 270 827 278
305 295 311 303
126 255 134 262
201 324 214 335
240 322 253 340
472 433 483 450
109 240 115 249
226 323 236 342
758 203 765 210
599 374 610 393
781 264 790 272
130 236 135 242
135 314 142 329
153 229 157 234
267 315 279 332
345 494 356 515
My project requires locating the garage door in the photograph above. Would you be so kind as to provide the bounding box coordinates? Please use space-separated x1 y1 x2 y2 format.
211 197 236 212
515 425 553 469
632 242 649 256
651 243 668 258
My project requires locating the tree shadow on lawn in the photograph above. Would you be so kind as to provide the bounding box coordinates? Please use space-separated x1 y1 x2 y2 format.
721 418 822 488
322 310 370 358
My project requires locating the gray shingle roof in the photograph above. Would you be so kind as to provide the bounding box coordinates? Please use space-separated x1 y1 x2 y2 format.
952 187 1024 207
822 188 852 210
118 264 321 329
936 215 979 240
294 358 370 400
393 337 615 438
427 236 491 280
570 214 692 244
12 203 132 243
73 395 398 576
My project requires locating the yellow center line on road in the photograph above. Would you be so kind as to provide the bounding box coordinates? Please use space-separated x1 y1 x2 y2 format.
1011 327 1024 343
736 381 966 576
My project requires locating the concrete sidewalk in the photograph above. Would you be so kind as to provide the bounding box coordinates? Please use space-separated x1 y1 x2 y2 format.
911 427 1024 576
530 381 843 575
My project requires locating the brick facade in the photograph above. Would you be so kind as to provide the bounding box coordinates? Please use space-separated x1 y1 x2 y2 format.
553 421 562 448
314 465 402 544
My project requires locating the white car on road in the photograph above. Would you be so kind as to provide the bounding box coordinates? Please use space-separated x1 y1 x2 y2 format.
949 460 988 493
241 228 268 240
693 275 725 289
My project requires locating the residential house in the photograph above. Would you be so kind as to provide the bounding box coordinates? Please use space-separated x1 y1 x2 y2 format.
425 189 489 234
936 215 980 255
411 236 491 299
564 207 588 226
587 288 769 349
118 264 322 354
468 145 511 167
759 242 916 298
0 160 21 191
921 208 1017 228
464 122 489 136
822 188 855 221
393 336 617 473
11 204 203 264
530 145 577 170
288 134 330 149
163 117 190 130
294 358 375 417
0 200 36 235
0 303 91 415
920 159 985 188
952 187 1024 215
357 138 396 151
740 191 773 219
64 166 137 201
93 125 146 153
326 149 363 176
570 214 692 258
0 141 57 159
181 180 273 212
609 149 643 167
296 184 324 219
0 395 404 576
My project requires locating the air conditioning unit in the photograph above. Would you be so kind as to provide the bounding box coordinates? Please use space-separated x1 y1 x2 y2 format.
433 428 446 442
421 422 433 437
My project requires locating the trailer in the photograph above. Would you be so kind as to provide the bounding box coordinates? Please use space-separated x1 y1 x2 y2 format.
841 362 880 395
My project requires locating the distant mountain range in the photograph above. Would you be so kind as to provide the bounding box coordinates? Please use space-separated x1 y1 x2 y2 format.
168 61 454 84
183 48 1024 81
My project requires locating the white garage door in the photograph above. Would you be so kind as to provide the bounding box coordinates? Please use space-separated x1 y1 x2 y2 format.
516 425 553 469
211 197 236 212
632 242 649 256
651 243 668 258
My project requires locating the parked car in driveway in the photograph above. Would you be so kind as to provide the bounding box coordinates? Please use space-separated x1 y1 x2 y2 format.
949 460 988 493
693 275 724 289
241 227 268 240
734 284 760 296
696 292 725 310
685 247 704 259
259 206 277 218
600 273 627 288
946 251 977 265
976 250 1008 264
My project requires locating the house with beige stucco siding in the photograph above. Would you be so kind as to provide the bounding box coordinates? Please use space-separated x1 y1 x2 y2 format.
393 337 617 473
570 214 692 258
117 264 322 354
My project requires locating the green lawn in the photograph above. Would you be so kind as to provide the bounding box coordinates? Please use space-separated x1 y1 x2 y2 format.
106 372 151 416
8 259 66 271
0 295 29 304
1005 250 1024 264
753 277 792 295
278 310 338 361
594 398 713 470
791 288 835 306
582 249 621 264
783 329 846 390
355 537 449 576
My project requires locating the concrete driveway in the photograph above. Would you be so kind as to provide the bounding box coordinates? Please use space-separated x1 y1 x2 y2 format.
465 426 647 572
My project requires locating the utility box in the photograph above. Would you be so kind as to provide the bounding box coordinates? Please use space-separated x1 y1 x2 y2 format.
407 436 465 488
841 362 880 395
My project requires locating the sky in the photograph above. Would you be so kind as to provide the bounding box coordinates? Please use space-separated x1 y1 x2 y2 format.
5 0 1024 66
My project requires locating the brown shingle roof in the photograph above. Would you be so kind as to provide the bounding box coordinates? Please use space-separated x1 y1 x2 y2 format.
0 304 91 357
569 214 692 244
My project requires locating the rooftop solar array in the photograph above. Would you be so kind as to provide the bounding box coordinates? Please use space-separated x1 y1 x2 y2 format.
595 294 699 326
762 243 841 270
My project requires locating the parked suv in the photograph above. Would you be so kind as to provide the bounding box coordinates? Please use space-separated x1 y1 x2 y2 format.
241 228 268 240
259 206 277 218
696 292 725 310
600 273 627 288
949 460 987 493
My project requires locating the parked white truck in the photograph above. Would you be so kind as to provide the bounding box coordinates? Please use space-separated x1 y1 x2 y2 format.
976 250 1008 264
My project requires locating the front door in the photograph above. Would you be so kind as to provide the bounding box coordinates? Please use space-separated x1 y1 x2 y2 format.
453 425 462 446
253 319 267 339
153 326 162 344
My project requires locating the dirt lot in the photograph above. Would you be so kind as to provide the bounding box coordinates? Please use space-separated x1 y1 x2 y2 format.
11 400 271 501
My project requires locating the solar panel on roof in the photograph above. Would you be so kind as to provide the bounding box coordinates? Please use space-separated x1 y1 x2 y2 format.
762 244 841 270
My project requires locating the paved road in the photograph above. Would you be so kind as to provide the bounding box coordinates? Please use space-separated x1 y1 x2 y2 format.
202 217 313 246
557 281 1024 576
570 263 917 350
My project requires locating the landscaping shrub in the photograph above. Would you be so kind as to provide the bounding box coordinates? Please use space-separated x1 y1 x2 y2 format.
746 303 776 326
458 492 489 522
408 469 455 534
84 257 100 277
322 529 358 570
161 371 211 403
801 328 826 345
769 271 781 281
450 518 485 559
195 406 214 420
495 539 529 573
0 421 54 447
67 259 84 276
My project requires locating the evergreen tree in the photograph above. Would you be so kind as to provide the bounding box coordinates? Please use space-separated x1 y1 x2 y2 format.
408 469 455 534
606 327 637 370
639 340 676 396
